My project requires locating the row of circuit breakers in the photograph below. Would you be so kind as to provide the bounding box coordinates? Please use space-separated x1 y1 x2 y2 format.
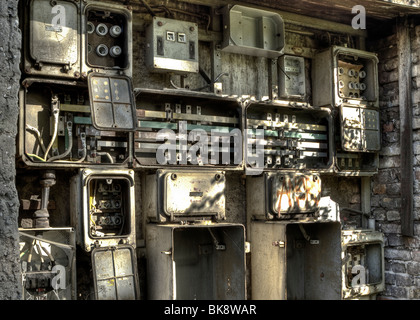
18 1 381 174
17 1 384 300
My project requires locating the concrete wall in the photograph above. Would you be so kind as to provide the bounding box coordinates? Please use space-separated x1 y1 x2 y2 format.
0 0 22 300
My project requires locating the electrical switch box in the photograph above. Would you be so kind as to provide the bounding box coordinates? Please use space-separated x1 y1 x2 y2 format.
312 46 379 108
19 227 76 300
134 88 243 169
22 0 81 79
18 78 133 168
279 55 306 99
81 1 133 77
250 221 342 300
342 229 385 300
146 16 199 74
245 100 333 172
247 173 322 220
144 170 226 223
221 5 285 58
146 223 246 300
70 168 136 252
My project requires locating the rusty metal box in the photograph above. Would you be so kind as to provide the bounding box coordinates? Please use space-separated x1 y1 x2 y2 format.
81 1 133 78
250 220 342 300
247 172 323 220
146 223 246 300
144 170 226 223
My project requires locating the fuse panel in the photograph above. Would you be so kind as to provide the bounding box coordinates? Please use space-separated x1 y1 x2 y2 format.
245 101 333 171
19 79 132 168
134 89 242 169
313 46 379 108
81 1 133 77
70 169 136 252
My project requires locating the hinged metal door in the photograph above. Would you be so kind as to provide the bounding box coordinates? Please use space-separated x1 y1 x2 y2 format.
91 245 140 300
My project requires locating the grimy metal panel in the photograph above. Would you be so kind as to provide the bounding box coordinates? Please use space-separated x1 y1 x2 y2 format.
145 169 226 223
23 0 81 79
91 245 140 300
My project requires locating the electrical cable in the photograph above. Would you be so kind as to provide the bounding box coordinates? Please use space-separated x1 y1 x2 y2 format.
47 121 73 162
43 96 60 161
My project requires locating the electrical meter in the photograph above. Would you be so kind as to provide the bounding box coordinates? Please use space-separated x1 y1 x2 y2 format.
245 100 333 172
22 0 81 79
144 169 226 223
279 55 306 99
134 88 243 169
146 16 199 74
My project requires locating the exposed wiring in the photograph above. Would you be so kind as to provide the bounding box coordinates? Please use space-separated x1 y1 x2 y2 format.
96 152 114 164
43 96 60 161
25 124 46 154
139 0 156 17
47 121 73 162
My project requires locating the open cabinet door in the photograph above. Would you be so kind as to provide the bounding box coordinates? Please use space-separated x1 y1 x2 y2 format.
91 245 140 300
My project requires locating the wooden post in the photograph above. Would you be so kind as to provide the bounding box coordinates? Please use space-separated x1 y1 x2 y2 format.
397 16 414 236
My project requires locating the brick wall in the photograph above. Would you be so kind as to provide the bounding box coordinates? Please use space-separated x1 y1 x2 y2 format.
368 23 420 300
